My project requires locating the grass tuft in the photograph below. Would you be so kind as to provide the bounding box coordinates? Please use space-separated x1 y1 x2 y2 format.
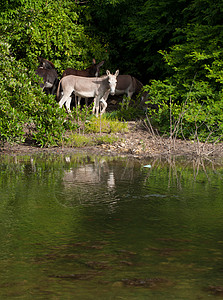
65 133 120 147
84 115 128 133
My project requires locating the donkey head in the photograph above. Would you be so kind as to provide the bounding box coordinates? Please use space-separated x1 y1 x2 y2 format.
106 70 119 95
37 57 55 69
88 59 105 77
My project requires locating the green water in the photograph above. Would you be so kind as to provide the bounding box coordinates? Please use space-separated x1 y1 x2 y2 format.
0 153 223 299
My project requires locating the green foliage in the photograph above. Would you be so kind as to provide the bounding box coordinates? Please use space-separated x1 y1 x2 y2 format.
85 0 223 84
142 2 223 142
94 134 119 144
85 0 145 75
86 0 190 79
0 0 107 71
108 96 145 121
0 41 74 147
126 0 189 78
145 53 223 141
64 108 127 147
71 103 94 134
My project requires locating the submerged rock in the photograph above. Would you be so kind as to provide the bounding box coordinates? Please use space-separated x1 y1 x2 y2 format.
121 277 171 288
206 285 223 295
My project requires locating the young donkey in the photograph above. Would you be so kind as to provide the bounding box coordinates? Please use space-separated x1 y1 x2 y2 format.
57 70 119 117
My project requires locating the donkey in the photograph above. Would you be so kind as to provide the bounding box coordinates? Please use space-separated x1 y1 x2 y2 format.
62 59 105 107
62 59 104 78
35 57 59 95
99 74 145 113
57 70 119 117
37 56 55 70
115 75 144 100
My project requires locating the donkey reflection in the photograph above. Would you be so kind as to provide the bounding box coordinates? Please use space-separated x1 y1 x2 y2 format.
62 162 116 190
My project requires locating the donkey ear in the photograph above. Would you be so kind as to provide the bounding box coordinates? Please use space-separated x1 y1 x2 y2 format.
38 56 44 64
92 58 96 64
106 70 110 76
115 70 119 76
98 60 104 67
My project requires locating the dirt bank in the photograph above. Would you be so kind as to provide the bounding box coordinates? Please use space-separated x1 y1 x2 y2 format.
1 121 223 159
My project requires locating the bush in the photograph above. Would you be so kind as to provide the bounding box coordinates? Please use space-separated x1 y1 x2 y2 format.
144 23 223 142
0 41 74 147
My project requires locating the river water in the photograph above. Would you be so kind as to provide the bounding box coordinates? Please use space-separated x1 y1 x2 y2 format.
0 152 223 299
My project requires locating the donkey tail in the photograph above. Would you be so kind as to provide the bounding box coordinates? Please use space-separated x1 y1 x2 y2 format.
56 79 62 102
133 77 143 93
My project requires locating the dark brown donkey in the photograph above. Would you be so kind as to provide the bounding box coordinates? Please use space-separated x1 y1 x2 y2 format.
62 59 104 78
35 57 59 95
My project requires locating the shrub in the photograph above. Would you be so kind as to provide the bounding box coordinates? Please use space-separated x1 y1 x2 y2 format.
0 41 74 147
144 23 223 142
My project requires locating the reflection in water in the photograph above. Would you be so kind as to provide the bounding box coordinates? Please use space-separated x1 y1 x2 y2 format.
107 171 115 189
0 153 223 299
63 158 116 187
63 165 101 184
58 156 140 209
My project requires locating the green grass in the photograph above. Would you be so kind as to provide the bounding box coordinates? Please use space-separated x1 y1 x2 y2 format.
65 133 120 147
64 114 127 147
84 115 128 133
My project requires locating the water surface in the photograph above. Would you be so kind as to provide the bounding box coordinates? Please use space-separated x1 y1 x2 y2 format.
0 153 223 299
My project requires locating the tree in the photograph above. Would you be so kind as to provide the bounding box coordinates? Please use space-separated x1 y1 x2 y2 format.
145 19 223 141
0 0 108 72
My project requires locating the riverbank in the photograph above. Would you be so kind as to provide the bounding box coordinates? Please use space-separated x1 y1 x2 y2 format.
1 121 223 159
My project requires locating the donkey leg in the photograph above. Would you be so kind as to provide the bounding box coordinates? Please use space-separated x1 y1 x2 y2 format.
127 92 133 109
93 96 100 117
128 91 134 98
59 92 71 112
92 97 96 115
95 103 99 117
122 91 134 103
51 78 59 95
59 95 68 108
100 98 107 115
100 89 110 115
92 95 99 116
122 91 133 108
77 96 81 106
65 96 72 113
